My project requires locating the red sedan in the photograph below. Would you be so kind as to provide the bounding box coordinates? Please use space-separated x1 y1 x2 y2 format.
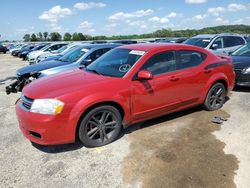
16 44 235 147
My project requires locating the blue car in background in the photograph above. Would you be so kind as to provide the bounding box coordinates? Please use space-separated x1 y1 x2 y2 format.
19 43 48 60
231 42 250 87
36 43 82 63
6 43 121 94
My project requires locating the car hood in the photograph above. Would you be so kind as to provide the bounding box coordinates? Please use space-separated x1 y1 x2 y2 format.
41 55 62 62
16 60 69 76
23 69 116 99
232 56 250 69
40 63 79 77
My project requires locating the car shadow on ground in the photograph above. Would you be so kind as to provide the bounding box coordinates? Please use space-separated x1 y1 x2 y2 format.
31 141 84 153
32 106 204 154
121 106 203 136
32 97 231 153
233 86 250 93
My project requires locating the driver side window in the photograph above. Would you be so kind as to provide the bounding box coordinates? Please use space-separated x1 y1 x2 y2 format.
212 37 223 49
140 51 176 76
86 48 111 62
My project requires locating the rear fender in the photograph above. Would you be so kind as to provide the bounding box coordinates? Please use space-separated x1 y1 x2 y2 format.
198 73 229 104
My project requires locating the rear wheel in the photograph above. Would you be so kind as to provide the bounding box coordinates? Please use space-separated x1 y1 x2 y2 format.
78 105 122 147
203 82 226 111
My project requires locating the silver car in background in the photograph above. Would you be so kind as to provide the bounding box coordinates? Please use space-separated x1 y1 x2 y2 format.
184 33 247 55
39 43 121 78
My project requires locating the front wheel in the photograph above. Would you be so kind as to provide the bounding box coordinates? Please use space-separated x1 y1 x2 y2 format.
78 105 122 147
203 82 226 111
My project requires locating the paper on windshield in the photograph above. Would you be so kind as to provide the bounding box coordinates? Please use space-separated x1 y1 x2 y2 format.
81 48 89 52
129 50 145 56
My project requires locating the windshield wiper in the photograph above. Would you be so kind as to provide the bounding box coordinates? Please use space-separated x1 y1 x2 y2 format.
85 68 103 75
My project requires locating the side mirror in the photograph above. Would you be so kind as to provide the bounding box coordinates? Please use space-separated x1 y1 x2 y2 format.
228 51 233 56
81 58 92 66
137 70 153 80
211 43 218 50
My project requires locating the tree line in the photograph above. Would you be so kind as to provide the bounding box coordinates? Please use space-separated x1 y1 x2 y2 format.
23 24 250 42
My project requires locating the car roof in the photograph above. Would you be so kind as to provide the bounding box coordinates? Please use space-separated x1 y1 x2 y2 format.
193 33 244 38
192 34 217 38
118 43 205 52
78 43 122 49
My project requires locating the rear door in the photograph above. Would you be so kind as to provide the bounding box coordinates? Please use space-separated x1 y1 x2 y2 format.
175 50 208 105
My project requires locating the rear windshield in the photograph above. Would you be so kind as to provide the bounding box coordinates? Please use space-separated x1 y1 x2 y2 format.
184 38 211 48
232 43 250 57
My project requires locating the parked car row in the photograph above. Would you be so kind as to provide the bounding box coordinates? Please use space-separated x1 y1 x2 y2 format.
2 34 249 147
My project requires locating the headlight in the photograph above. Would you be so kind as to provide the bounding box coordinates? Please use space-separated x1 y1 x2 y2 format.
37 55 46 62
30 99 64 115
243 67 250 74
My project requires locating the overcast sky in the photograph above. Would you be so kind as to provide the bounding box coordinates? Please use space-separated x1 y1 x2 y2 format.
1 0 250 40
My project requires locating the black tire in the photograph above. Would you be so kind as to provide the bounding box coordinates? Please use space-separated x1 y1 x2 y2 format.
203 82 226 111
78 105 122 147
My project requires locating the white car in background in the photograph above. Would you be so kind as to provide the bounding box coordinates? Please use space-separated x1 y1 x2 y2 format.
27 43 67 64
184 33 247 55
9 44 25 53
36 43 83 63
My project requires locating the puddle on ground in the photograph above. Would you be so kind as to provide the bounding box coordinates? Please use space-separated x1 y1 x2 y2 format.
122 108 238 188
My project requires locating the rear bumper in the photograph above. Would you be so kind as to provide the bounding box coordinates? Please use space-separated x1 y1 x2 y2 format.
16 101 76 145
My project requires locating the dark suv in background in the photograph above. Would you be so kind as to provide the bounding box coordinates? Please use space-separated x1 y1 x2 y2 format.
0 44 8 54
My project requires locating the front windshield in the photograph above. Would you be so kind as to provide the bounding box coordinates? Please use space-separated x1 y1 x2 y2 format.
33 45 45 51
60 45 78 55
40 44 51 51
184 37 211 48
86 48 145 77
56 45 68 53
232 43 250 57
58 46 88 63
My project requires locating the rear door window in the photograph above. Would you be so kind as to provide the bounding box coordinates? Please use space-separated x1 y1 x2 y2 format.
223 36 245 47
177 50 206 70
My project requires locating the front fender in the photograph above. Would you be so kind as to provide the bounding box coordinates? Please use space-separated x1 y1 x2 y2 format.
66 91 131 138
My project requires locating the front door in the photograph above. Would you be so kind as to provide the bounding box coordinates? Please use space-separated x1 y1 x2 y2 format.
131 50 182 121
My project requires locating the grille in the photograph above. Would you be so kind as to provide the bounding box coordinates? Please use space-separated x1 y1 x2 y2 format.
234 69 242 79
239 74 250 82
20 95 33 111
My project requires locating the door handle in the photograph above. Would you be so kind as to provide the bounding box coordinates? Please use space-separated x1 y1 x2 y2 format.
204 69 212 73
169 76 180 81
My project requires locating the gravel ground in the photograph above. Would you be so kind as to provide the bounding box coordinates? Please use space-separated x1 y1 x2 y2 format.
0 53 249 188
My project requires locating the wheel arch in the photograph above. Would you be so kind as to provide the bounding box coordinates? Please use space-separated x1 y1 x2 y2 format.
199 73 229 104
74 101 125 141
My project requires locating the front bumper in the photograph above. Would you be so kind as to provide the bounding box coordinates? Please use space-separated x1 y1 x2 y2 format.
16 100 76 145
234 69 250 87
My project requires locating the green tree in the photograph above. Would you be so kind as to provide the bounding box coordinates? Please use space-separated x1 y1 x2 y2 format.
50 32 62 41
38 32 43 41
30 33 38 41
72 32 80 41
77 33 85 41
23 34 30 42
63 32 72 41
43 32 48 41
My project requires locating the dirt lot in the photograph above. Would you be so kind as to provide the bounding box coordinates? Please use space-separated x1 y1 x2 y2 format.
0 53 250 188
